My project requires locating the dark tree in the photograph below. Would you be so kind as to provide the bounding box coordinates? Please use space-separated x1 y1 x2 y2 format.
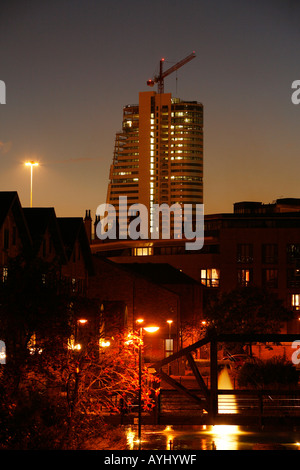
204 286 293 335
0 255 72 386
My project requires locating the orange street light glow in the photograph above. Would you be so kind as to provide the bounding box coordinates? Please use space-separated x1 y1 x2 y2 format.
143 326 159 333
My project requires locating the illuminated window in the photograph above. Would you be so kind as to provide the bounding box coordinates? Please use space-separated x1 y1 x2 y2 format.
2 266 8 283
133 247 153 256
165 338 173 358
237 268 252 286
201 268 220 287
291 294 300 310
0 340 6 364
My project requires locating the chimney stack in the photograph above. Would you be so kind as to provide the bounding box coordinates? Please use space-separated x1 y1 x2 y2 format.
84 209 92 243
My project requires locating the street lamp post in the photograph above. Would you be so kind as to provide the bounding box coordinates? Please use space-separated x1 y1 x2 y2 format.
136 319 143 448
166 320 173 374
167 319 173 340
136 319 159 450
25 161 39 207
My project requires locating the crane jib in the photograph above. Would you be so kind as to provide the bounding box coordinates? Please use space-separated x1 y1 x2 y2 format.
147 52 196 94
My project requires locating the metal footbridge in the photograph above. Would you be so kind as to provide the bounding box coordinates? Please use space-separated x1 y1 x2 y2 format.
150 331 300 427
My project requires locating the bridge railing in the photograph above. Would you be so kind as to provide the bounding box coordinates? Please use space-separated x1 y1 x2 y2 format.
158 388 300 420
218 389 300 417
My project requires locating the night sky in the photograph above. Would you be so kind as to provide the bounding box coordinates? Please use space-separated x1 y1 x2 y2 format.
0 0 299 219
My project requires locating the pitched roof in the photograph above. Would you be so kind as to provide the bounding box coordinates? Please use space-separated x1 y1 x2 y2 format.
23 207 66 262
0 191 32 249
0 191 17 228
57 217 94 275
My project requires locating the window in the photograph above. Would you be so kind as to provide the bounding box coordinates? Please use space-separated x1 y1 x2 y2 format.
262 244 278 264
237 268 252 286
291 294 300 310
0 340 6 365
237 244 253 263
201 268 220 287
287 268 300 288
165 338 174 358
287 244 300 264
2 266 8 283
159 246 185 255
70 278 84 294
133 247 153 256
262 269 278 288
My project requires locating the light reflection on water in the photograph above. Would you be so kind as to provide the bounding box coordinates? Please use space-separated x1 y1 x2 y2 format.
125 425 300 451
124 369 300 451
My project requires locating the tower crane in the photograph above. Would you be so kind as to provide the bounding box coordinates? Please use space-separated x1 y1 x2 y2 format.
147 51 196 94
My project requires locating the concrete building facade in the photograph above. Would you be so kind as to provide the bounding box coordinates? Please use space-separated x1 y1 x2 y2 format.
106 91 203 237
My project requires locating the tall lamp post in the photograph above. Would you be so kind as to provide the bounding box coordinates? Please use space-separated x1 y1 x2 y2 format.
136 319 159 450
166 320 173 374
25 161 39 207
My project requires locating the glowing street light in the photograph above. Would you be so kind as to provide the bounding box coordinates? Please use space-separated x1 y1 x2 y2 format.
143 326 159 333
25 161 39 207
166 319 173 339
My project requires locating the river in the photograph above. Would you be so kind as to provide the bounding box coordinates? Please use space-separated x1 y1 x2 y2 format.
125 424 300 450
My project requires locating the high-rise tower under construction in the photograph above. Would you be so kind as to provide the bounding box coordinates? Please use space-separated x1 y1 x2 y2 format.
106 56 203 238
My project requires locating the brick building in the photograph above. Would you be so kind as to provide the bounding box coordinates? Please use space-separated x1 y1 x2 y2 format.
1 192 191 362
90 198 300 334
0 192 31 274
88 256 181 361
0 192 95 363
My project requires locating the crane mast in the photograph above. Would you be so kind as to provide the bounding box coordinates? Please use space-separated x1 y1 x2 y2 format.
147 51 196 94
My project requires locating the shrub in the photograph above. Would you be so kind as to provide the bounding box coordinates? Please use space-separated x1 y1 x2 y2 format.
237 356 299 389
